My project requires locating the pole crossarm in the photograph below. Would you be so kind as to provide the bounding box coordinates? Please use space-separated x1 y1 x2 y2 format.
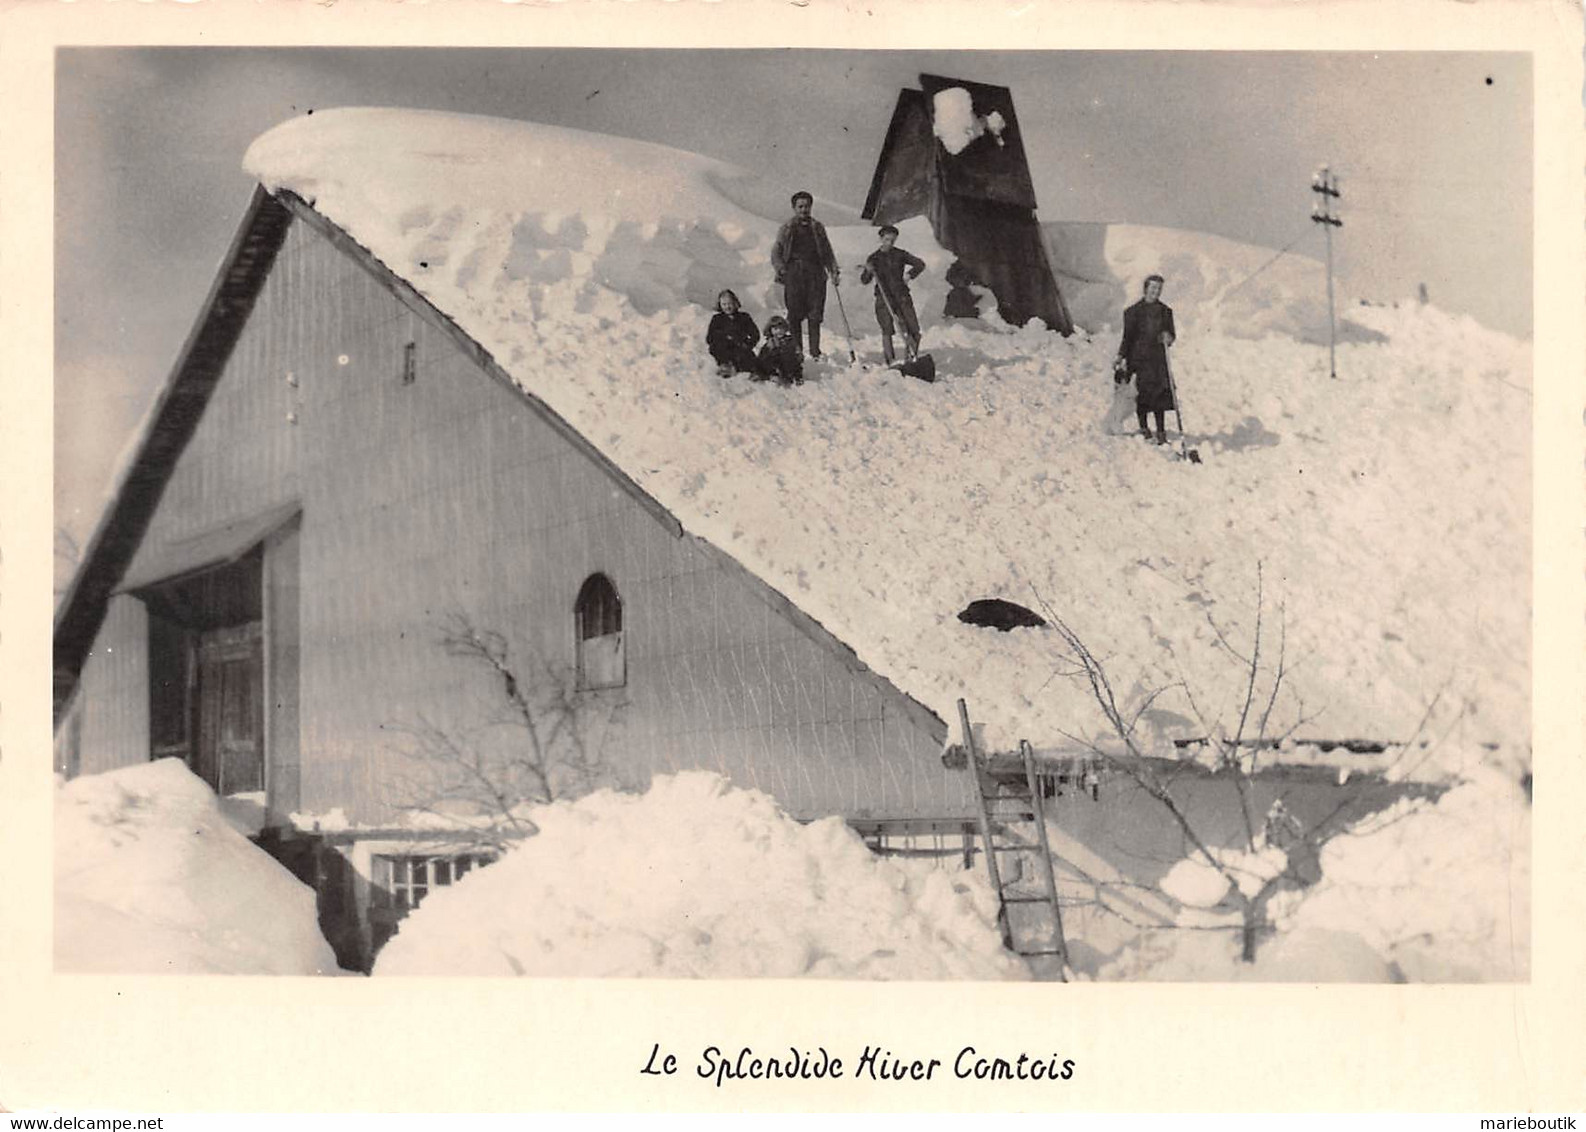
1310 165 1343 378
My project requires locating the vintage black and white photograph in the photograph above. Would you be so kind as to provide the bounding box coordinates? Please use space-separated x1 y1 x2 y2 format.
48 43 1534 989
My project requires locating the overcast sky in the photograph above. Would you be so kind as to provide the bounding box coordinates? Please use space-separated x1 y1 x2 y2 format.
55 47 1531 546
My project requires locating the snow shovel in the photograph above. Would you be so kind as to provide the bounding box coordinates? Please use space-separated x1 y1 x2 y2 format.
831 279 859 364
875 274 936 383
1162 349 1202 464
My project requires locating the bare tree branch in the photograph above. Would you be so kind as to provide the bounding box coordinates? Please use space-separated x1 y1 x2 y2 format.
382 609 618 852
1027 565 1458 964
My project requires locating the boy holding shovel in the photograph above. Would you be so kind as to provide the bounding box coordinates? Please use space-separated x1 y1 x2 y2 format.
859 225 927 365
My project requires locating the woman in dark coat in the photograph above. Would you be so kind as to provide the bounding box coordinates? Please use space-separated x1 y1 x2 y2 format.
1114 274 1177 443
706 289 761 376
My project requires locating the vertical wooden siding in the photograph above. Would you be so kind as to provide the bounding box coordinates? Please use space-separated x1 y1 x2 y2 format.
265 519 302 816
76 596 149 776
76 213 974 822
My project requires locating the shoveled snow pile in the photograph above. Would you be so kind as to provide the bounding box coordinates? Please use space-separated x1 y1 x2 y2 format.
1093 769 1531 982
244 108 1529 773
373 772 1026 979
55 759 340 975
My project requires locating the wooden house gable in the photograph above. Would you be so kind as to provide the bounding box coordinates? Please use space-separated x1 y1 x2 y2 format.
57 190 968 825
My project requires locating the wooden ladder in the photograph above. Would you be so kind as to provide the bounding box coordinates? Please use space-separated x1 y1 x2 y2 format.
957 699 1071 977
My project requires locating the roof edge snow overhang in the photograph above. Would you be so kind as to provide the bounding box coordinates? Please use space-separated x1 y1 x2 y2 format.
55 188 949 748
53 185 295 719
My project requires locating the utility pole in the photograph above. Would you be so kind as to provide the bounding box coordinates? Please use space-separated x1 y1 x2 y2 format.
1311 166 1343 379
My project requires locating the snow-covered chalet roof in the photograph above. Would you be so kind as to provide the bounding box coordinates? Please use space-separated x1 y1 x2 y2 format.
240 107 1530 771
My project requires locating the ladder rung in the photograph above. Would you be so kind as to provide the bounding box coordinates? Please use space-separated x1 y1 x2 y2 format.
1001 895 1056 905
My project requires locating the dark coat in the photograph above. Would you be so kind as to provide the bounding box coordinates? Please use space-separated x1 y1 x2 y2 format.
859 246 926 297
1117 299 1178 413
756 335 804 386
707 310 761 372
861 246 926 343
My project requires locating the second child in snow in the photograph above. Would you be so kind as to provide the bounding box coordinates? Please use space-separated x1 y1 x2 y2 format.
755 316 805 386
859 225 926 364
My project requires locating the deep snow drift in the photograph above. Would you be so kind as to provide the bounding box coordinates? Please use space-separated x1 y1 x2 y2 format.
54 759 340 975
373 772 1026 979
1095 767 1531 981
245 107 1529 774
1047 220 1352 347
371 766 1528 981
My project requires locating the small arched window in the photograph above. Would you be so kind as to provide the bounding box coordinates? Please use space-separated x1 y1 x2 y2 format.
575 573 625 690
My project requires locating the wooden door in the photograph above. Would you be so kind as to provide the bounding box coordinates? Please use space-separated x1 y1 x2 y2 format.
195 622 264 796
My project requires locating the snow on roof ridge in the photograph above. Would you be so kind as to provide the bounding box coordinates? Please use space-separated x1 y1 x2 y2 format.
244 107 856 230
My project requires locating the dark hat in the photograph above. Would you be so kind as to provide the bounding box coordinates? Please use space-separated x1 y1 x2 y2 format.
878 224 900 238
790 190 814 207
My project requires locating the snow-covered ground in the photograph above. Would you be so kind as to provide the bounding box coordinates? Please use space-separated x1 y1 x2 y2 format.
245 108 1529 777
1095 767 1531 981
371 767 1527 982
54 759 341 975
374 771 1026 979
51 754 1525 981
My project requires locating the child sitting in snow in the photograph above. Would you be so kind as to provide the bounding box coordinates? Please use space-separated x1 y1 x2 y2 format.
706 289 761 377
755 315 804 386
858 225 926 364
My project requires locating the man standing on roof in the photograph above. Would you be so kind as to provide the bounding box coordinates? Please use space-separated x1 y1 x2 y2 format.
771 191 840 359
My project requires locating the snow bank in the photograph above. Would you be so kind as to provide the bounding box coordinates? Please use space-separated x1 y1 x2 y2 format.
55 759 340 975
374 772 1026 979
1158 842 1288 908
1093 769 1530 982
1274 768 1531 981
244 108 1529 770
1046 220 1348 344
